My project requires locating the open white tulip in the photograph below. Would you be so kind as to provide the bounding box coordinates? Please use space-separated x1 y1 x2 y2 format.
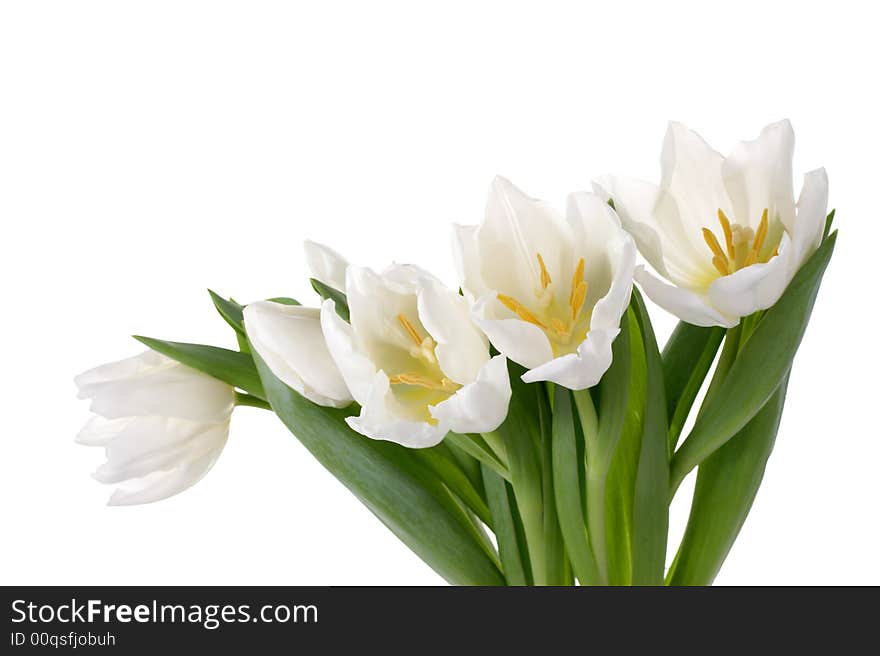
243 301 353 408
595 120 828 327
75 350 234 505
320 264 512 448
453 177 636 390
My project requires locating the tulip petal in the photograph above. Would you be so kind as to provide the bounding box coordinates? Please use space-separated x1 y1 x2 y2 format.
707 234 796 318
303 240 349 292
451 223 487 301
430 355 511 433
107 449 223 506
244 301 352 408
320 298 377 405
521 327 619 390
75 351 234 422
635 265 738 328
722 120 796 232
416 277 488 385
472 296 554 370
791 168 829 268
346 371 449 448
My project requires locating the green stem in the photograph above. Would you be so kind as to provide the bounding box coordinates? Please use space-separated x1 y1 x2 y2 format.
668 324 741 501
572 389 608 585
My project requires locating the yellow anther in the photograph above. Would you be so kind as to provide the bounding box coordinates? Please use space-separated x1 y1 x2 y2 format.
497 293 548 329
746 208 769 266
389 373 457 392
397 313 423 346
711 255 731 276
536 253 552 289
702 228 727 262
569 258 585 306
570 281 588 321
717 209 736 259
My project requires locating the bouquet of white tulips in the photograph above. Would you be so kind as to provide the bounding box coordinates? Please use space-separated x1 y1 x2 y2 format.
75 121 836 585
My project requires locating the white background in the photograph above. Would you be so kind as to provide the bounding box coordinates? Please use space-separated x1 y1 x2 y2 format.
1 1 877 585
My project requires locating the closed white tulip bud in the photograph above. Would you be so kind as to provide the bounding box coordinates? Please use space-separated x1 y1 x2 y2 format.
75 350 235 506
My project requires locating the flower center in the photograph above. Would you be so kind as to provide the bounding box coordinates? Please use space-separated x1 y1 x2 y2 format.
702 208 778 277
496 253 590 354
388 313 460 393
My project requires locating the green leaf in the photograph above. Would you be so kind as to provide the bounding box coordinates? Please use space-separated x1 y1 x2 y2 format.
604 309 645 585
445 432 509 481
482 465 531 586
552 385 600 585
662 322 724 451
310 278 349 321
414 446 493 528
670 232 836 491
630 288 669 585
208 289 246 335
266 296 301 305
490 361 546 583
583 309 631 585
132 336 265 400
822 209 835 241
538 384 570 585
668 374 789 586
252 350 504 586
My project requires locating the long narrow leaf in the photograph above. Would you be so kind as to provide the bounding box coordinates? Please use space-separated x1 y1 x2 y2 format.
668 375 789 585
552 385 599 585
630 288 669 585
253 351 504 586
671 232 836 489
482 465 531 586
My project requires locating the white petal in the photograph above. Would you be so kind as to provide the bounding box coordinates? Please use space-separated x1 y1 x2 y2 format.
790 168 829 268
722 119 795 230
521 327 619 389
592 176 672 279
76 351 234 422
345 371 449 448
451 223 486 301
303 240 349 292
107 448 224 506
320 298 377 405
657 122 734 270
471 296 554 370
567 192 636 332
430 355 511 433
94 417 228 484
244 301 352 408
416 277 488 385
707 234 796 318
635 265 738 328
478 176 572 300
76 416 133 446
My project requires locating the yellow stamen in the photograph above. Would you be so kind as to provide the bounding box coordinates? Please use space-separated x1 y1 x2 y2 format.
711 255 731 276
570 281 588 321
702 228 727 262
745 208 769 267
389 373 457 392
717 209 736 259
497 293 548 329
536 253 552 289
550 317 568 336
570 258 585 305
397 313 423 346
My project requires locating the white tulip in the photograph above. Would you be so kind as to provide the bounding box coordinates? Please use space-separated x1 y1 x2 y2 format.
304 239 349 292
75 350 234 506
320 264 512 448
453 177 636 390
243 301 353 408
595 120 828 327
